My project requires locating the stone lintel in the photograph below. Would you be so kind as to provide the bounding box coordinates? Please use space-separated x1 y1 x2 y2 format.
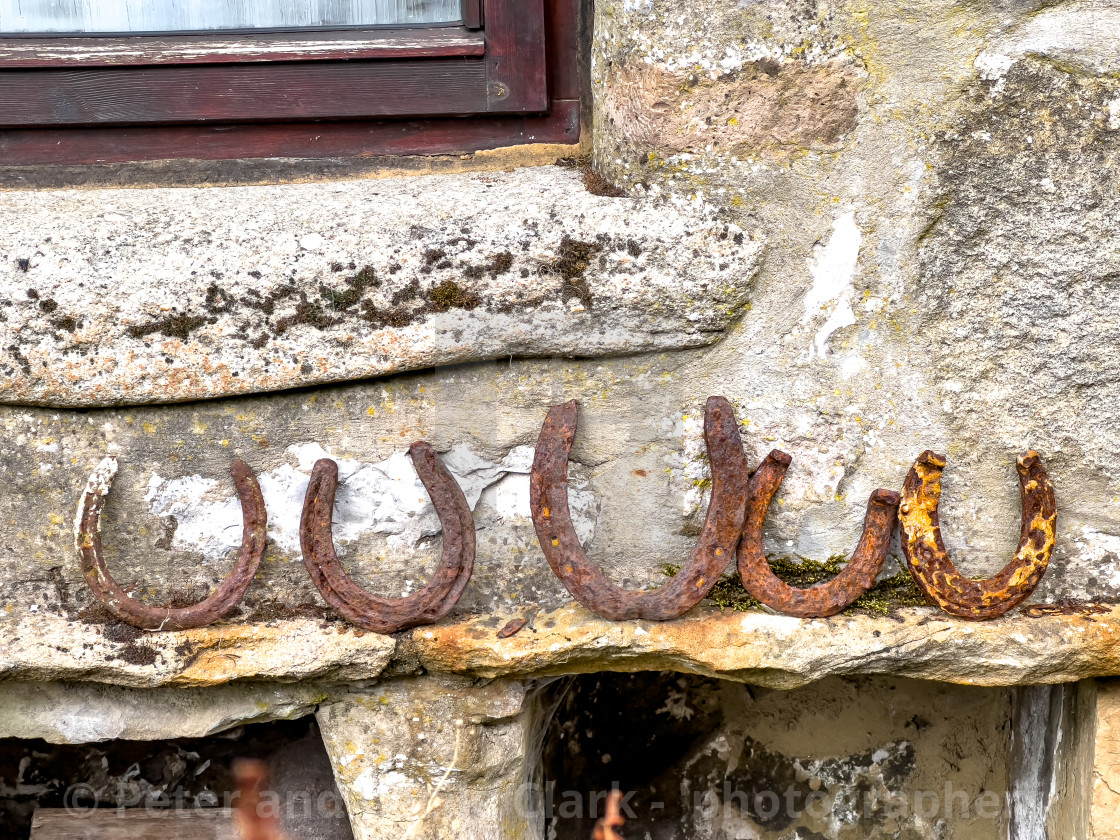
3 604 1120 691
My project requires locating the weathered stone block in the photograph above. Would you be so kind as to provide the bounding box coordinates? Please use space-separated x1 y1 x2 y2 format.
1094 681 1120 838
316 677 540 840
0 680 328 743
0 168 761 407
5 606 1120 691
0 613 394 688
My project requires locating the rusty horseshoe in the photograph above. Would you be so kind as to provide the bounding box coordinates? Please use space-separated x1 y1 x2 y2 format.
737 450 900 617
899 450 1056 620
299 442 476 634
75 456 267 631
529 397 750 621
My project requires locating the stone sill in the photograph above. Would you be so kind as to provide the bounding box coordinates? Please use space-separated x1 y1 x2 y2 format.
0 166 758 407
2 603 1117 690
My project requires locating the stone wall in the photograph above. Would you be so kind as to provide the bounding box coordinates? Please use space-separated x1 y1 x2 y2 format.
4 2 1120 615
3 1 1120 838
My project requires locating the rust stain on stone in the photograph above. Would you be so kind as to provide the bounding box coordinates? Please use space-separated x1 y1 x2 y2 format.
1025 600 1110 618
497 617 529 639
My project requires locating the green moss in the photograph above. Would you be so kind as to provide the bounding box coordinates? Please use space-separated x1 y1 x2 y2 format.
663 555 928 616
350 265 379 288
321 285 362 311
553 235 600 309
852 570 930 616
428 279 480 311
583 167 627 197
462 251 513 280
321 264 380 311
127 313 211 340
489 251 514 275
273 298 334 333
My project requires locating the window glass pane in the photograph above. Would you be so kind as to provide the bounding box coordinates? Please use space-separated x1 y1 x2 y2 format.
0 0 462 33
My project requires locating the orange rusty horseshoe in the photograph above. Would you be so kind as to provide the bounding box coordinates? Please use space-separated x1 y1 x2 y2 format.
899 450 1056 620
299 442 476 634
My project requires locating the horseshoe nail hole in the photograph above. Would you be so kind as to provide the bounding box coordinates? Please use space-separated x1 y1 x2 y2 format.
543 507 551 518
716 548 723 557
696 577 706 588
551 537 560 546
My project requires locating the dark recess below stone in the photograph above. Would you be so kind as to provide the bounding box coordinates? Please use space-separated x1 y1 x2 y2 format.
541 672 925 840
0 717 353 840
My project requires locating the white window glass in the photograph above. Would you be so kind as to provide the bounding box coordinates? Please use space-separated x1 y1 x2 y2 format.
0 0 462 33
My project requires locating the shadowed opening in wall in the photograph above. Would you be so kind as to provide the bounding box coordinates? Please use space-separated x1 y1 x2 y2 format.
539 673 1013 840
0 717 351 840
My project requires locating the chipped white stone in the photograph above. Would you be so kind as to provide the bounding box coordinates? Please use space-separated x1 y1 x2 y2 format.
299 232 325 251
352 768 380 801
0 613 395 688
0 681 328 744
986 2 1120 78
74 455 117 548
975 51 1014 93
145 442 598 561
803 212 861 359
1072 527 1120 591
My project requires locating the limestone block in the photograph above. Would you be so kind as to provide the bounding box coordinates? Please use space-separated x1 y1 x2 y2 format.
594 0 861 164
0 613 394 688
0 680 329 743
407 604 1120 690
0 167 761 407
316 677 540 840
6 606 1120 691
1094 681 1120 839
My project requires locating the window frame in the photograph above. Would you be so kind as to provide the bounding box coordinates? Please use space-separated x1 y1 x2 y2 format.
0 0 580 166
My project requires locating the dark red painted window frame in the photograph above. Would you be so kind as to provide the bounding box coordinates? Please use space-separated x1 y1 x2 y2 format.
0 0 580 166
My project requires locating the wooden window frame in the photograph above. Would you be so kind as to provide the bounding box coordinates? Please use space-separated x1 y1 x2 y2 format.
0 0 580 166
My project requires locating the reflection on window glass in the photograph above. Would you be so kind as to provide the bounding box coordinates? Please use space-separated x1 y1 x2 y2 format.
0 0 462 34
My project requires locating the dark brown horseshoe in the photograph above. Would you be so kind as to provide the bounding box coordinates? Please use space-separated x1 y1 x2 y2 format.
736 450 900 617
299 442 476 634
899 450 1056 620
75 456 267 631
529 397 750 621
